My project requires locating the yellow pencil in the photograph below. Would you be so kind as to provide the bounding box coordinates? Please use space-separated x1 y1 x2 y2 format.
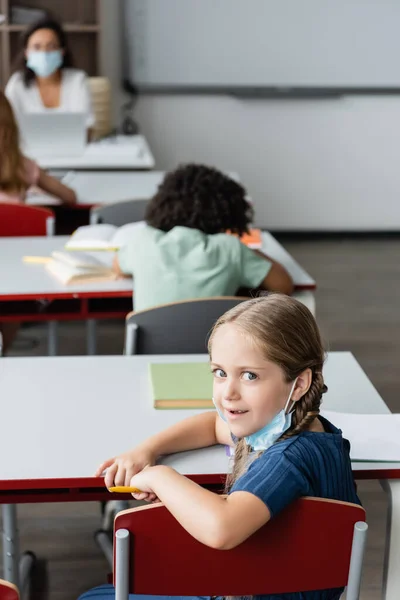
23 256 52 264
109 486 143 494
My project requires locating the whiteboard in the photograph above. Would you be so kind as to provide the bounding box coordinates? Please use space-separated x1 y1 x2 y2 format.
122 0 400 93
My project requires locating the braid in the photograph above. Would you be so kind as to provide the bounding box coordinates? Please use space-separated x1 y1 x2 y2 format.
225 438 251 492
281 371 328 440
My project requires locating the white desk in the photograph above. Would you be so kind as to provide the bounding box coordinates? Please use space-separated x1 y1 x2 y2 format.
27 170 241 207
0 237 132 299
0 233 315 318
0 233 316 356
0 236 133 355
34 135 155 171
0 352 398 599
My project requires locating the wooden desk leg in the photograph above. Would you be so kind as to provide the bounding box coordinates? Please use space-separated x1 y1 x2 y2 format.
381 480 400 600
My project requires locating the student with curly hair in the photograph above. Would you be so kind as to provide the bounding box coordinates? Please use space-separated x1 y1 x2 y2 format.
113 164 293 311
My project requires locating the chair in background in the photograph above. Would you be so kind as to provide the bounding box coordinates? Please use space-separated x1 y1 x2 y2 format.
0 579 19 600
0 204 57 356
0 204 54 237
109 497 367 600
124 297 248 355
90 199 148 226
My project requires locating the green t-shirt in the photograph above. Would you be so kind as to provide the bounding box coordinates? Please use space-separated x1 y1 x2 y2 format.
118 225 271 312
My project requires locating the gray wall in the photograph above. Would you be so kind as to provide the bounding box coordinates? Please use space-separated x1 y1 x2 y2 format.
101 0 400 231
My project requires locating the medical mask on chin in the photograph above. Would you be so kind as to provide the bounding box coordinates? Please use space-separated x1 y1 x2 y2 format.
213 378 298 451
27 50 63 78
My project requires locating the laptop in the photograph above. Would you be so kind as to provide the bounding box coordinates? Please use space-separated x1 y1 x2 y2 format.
19 112 87 158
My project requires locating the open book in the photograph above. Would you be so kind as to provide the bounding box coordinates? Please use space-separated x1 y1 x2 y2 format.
149 362 213 409
65 222 146 251
45 251 117 285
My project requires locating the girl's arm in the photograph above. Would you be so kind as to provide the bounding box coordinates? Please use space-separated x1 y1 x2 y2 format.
36 169 77 205
129 465 270 550
112 254 131 278
253 249 294 295
98 411 233 487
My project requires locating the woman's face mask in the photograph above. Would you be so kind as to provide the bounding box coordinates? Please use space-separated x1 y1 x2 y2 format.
26 50 63 78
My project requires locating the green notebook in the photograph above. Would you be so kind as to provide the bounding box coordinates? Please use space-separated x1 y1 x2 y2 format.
149 362 213 409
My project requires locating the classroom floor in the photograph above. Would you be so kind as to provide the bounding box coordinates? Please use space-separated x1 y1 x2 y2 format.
1 234 397 599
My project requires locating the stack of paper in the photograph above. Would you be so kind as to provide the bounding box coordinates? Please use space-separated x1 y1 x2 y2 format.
321 410 400 462
45 251 116 285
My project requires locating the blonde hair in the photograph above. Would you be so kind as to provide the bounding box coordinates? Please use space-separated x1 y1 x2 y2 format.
0 91 26 194
208 294 327 489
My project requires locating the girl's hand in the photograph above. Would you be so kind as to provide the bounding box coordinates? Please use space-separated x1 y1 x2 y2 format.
95 444 156 489
129 466 162 503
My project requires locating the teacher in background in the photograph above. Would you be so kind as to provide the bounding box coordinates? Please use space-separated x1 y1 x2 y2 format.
5 17 95 134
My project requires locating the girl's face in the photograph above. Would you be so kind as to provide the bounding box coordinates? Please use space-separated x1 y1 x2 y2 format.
25 28 63 55
210 323 296 439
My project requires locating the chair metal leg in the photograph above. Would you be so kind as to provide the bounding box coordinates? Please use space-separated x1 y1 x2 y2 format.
124 323 138 355
2 505 20 588
115 529 130 600
87 319 97 355
2 505 36 596
346 521 368 600
47 322 58 356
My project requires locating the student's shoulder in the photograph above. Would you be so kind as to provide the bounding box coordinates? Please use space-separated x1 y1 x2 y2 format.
252 432 330 469
209 232 245 254
122 225 161 249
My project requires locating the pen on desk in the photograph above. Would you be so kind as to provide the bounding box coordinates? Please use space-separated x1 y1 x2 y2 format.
109 486 143 494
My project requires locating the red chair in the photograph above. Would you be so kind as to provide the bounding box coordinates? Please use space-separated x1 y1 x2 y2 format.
0 203 56 356
0 204 55 237
112 497 367 600
0 580 19 600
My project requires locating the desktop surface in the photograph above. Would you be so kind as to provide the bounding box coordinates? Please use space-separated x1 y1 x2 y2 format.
0 352 395 487
0 234 315 299
36 134 155 170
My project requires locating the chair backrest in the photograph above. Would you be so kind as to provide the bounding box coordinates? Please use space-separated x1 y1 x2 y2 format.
0 579 19 600
90 199 148 226
0 204 54 237
114 498 367 599
124 297 248 355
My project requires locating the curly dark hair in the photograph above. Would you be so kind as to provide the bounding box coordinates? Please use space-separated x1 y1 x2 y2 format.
145 163 254 236
12 17 74 87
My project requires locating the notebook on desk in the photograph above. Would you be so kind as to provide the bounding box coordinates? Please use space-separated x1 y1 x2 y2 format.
149 362 213 409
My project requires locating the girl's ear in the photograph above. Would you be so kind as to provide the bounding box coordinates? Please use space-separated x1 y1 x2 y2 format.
292 368 312 402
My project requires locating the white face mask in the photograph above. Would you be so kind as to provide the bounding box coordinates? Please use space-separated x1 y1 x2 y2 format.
213 378 298 451
26 50 63 78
